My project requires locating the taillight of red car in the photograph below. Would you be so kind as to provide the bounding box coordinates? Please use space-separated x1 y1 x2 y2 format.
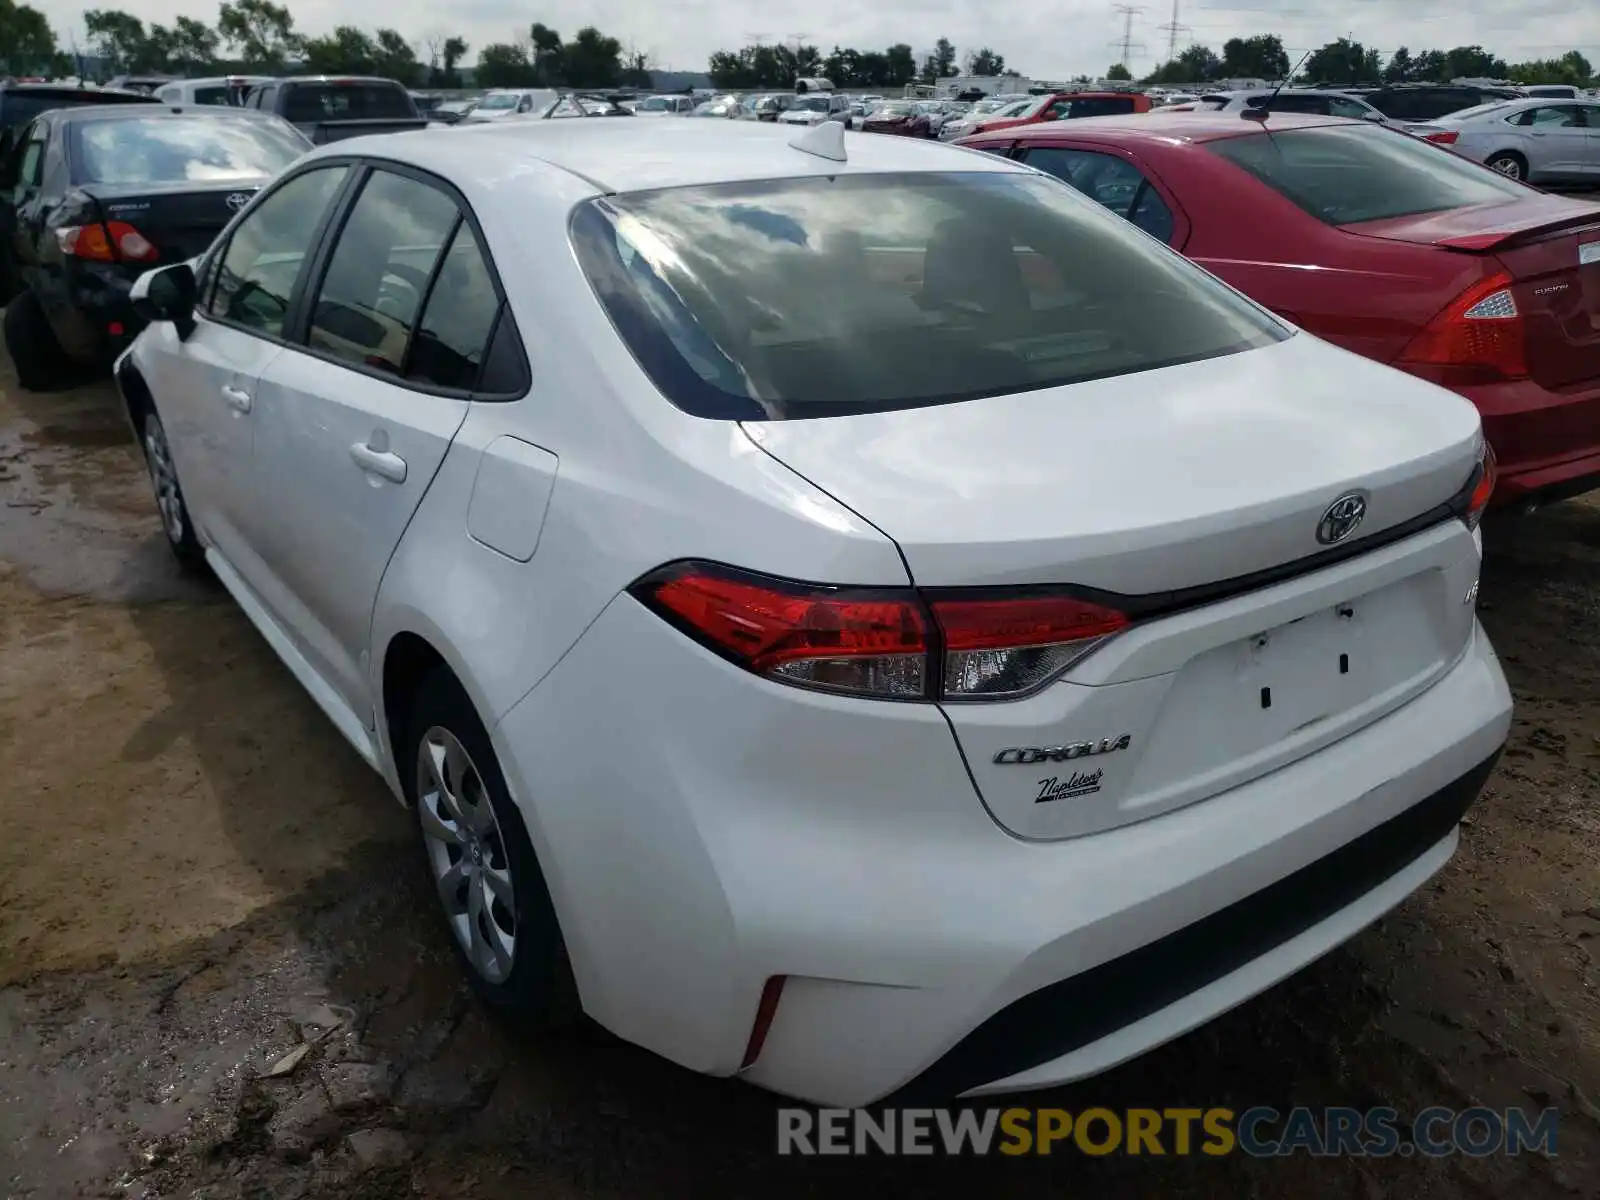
1397 270 1527 385
630 562 1130 701
1422 130 1460 145
55 220 159 264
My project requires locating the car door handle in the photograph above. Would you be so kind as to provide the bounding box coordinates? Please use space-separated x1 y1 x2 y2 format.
349 441 407 483
221 384 252 412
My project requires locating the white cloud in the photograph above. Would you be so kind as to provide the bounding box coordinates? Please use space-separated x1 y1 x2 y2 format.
33 0 1600 79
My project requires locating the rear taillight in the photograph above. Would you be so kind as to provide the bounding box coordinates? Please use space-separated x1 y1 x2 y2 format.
930 594 1129 699
1464 441 1497 529
1423 130 1459 145
1398 270 1526 382
630 562 1129 701
55 220 159 264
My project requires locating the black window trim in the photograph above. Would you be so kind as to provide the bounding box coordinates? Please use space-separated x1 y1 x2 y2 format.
284 156 530 402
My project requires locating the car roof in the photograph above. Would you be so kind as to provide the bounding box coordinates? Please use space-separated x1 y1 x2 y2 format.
0 83 150 98
971 110 1353 145
322 117 1028 193
50 104 276 123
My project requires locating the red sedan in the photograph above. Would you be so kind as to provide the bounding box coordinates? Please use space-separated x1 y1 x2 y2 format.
959 112 1600 506
862 101 934 138
966 89 1154 137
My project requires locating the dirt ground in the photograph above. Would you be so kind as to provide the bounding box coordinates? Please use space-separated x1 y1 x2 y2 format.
1 350 1598 1200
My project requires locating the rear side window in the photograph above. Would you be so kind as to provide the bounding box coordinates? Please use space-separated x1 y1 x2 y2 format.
1515 105 1584 127
406 225 502 389
1063 97 1137 118
69 116 306 185
1019 147 1176 243
307 170 459 375
570 171 1282 420
1206 124 1526 225
1198 95 1228 109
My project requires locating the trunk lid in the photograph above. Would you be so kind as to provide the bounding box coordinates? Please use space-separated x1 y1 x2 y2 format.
744 335 1479 594
1346 197 1600 391
745 334 1485 841
86 178 266 266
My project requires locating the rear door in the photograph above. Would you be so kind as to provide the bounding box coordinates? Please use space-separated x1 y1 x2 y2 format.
245 164 500 724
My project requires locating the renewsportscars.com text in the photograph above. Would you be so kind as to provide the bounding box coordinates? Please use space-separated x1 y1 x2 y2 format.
776 1106 1560 1158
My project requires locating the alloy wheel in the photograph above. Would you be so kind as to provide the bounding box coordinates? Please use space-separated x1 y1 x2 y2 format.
1490 157 1522 179
144 419 185 545
416 726 518 983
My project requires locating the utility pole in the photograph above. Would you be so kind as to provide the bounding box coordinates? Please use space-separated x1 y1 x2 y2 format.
1157 0 1189 64
1110 4 1146 72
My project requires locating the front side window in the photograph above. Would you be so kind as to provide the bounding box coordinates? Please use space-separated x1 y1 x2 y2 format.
1019 147 1175 243
1517 105 1583 127
570 171 1282 420
306 169 459 374
69 116 306 186
1207 124 1527 225
207 165 349 335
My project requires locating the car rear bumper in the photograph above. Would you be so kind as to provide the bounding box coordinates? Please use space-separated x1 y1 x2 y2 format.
1455 376 1600 505
50 260 144 363
493 595 1510 1108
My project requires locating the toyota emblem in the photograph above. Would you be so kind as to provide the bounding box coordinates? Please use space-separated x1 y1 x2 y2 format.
225 191 253 212
1316 492 1368 545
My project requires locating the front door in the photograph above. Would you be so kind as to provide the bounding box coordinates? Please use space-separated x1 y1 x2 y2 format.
246 167 501 724
1522 104 1591 179
155 164 352 578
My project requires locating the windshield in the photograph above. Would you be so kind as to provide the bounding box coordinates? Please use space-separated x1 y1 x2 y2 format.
70 115 307 185
637 97 669 111
795 97 831 112
475 93 521 111
1206 124 1528 225
282 83 413 122
571 171 1285 420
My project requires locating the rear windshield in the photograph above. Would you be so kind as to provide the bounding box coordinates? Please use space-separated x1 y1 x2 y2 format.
1206 124 1527 225
282 83 412 123
70 116 308 185
571 171 1285 420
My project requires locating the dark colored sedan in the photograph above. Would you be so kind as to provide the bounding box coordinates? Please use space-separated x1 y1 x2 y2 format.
959 112 1600 506
0 105 310 389
862 101 934 138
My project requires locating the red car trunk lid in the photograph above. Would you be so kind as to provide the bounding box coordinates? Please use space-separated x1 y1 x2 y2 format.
1347 198 1600 391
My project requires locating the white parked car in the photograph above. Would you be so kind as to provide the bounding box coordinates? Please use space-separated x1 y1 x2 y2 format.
778 93 854 127
155 75 273 106
461 88 559 121
115 117 1510 1107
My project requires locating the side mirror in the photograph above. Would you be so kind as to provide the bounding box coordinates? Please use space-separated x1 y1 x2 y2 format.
131 262 198 340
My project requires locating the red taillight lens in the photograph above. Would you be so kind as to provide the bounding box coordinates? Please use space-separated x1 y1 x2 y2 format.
1465 441 1497 529
1398 270 1526 383
635 563 930 698
632 562 1132 701
931 595 1130 699
1423 130 1459 145
56 220 159 263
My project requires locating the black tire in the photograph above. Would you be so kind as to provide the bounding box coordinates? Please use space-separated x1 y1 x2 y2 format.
139 409 207 571
3 289 70 392
404 667 577 1025
1486 152 1527 182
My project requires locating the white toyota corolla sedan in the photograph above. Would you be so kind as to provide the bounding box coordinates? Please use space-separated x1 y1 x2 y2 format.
115 117 1512 1107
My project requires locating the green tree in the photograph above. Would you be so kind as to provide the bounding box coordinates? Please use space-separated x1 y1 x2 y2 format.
169 16 220 72
529 23 564 85
1508 50 1592 87
1442 45 1508 80
920 36 956 84
1106 62 1132 80
621 48 651 88
1382 45 1414 82
1302 37 1381 85
966 46 1004 76
562 26 621 88
430 35 467 87
1412 49 1448 81
83 9 148 72
373 28 419 85
476 42 534 87
1219 34 1289 79
301 25 376 75
885 42 916 87
217 0 300 70
0 0 61 75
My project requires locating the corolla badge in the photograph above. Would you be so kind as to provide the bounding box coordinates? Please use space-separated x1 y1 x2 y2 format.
225 191 253 211
1316 492 1368 545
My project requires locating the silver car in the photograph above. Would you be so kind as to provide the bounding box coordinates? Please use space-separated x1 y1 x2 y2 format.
1413 97 1600 183
1185 88 1395 125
